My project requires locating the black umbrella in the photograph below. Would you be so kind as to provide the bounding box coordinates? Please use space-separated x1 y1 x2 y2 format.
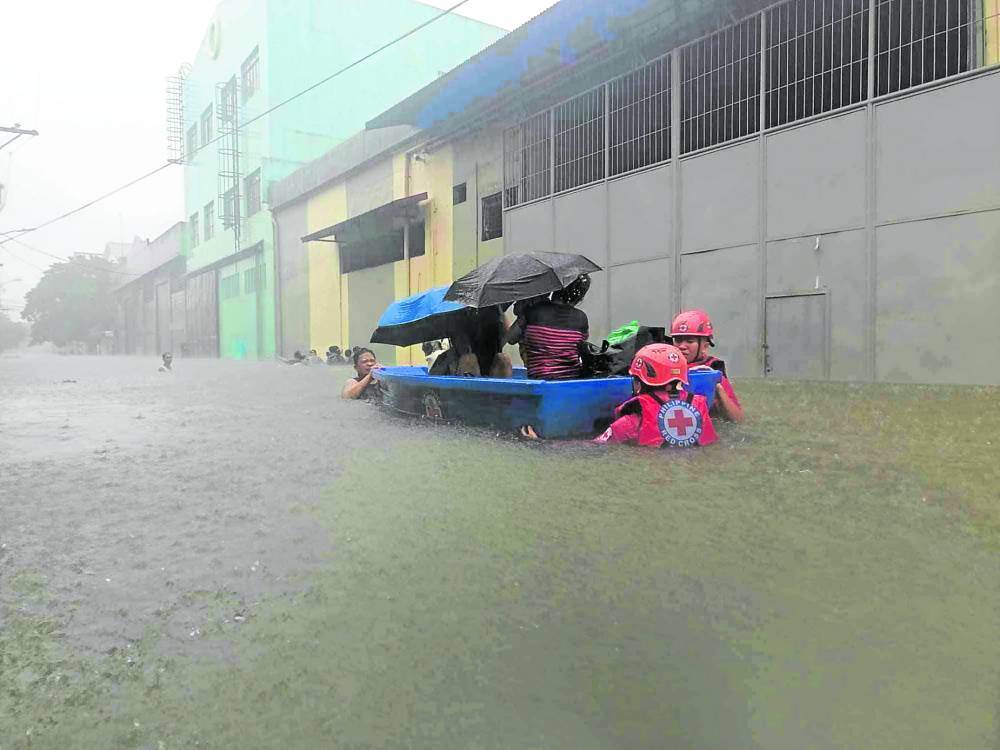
443 252 602 308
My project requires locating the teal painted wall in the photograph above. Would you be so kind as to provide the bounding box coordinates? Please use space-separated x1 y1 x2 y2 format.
182 0 503 358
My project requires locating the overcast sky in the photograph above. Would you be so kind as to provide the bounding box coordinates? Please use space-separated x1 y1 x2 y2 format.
0 0 558 314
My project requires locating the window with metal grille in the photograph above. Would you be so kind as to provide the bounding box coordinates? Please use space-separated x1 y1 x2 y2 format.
503 110 551 207
408 221 426 257
609 56 672 176
244 169 261 216
453 182 467 204
481 193 503 241
873 0 991 95
767 0 869 127
222 186 238 229
221 273 240 299
681 15 761 153
220 77 238 122
189 212 199 247
553 87 606 192
186 124 198 160
241 47 260 101
200 104 213 146
203 201 215 241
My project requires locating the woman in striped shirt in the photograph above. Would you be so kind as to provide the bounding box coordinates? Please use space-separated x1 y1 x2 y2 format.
508 275 590 380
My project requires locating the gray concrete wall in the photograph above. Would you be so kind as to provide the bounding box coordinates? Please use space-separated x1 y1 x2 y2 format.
503 69 1000 385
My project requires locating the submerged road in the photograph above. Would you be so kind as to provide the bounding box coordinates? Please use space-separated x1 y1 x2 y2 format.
1 353 997 749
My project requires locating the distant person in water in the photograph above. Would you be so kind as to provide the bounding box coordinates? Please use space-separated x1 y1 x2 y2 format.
158 352 173 372
278 350 307 365
307 349 324 364
326 346 345 365
341 348 382 400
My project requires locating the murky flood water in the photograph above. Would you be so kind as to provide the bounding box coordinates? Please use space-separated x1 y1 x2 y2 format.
1 353 998 749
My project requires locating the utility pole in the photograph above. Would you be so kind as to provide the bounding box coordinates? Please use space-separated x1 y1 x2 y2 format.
0 124 40 153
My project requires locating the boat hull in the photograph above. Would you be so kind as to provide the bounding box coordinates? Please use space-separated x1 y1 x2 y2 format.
372 367 721 438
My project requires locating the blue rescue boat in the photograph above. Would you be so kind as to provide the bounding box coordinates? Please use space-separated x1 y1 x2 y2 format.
372 366 722 438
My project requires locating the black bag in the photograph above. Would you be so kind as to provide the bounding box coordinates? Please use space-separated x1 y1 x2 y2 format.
578 325 668 378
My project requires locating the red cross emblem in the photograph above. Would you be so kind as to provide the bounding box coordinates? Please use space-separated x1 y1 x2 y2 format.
678 322 688 332
667 408 694 436
668 351 680 363
657 399 703 446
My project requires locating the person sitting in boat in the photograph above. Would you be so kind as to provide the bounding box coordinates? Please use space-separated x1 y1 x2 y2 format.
422 340 445 369
507 275 590 380
435 307 512 378
669 310 743 422
341 348 382 401
521 343 716 447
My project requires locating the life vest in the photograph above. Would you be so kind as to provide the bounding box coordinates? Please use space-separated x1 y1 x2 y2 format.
616 390 710 448
690 355 727 376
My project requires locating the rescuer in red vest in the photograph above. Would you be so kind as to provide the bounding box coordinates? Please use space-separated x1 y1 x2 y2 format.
669 309 744 422
592 343 717 448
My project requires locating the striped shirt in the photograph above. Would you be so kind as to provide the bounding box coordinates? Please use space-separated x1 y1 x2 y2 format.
522 302 589 380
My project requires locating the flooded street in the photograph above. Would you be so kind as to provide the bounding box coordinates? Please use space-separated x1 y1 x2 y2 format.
1 353 998 749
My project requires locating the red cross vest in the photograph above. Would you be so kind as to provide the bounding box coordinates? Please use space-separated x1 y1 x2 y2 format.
616 390 715 448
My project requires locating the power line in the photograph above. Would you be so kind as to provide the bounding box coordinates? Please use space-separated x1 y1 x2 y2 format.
0 232 140 278
0 0 472 246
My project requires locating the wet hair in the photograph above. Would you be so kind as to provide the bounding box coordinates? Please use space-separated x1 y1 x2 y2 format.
353 347 375 367
162 352 172 359
553 274 591 307
328 345 341 355
421 341 442 356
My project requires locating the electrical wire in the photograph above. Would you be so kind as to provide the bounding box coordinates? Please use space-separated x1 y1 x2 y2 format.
0 0 472 247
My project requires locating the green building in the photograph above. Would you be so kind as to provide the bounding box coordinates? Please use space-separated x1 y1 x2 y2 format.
179 0 504 359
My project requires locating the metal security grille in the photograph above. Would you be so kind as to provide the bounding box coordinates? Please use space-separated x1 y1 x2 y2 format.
766 0 870 127
681 15 761 154
221 273 240 300
503 110 551 207
608 56 672 176
874 0 993 94
553 86 606 192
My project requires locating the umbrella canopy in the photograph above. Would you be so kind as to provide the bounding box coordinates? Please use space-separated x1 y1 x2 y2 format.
370 286 467 347
443 252 602 308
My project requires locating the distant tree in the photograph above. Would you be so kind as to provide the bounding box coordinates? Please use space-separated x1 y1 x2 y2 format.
21 255 116 350
0 312 27 352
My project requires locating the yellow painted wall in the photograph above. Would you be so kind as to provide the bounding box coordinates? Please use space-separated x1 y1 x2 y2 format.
988 0 999 65
306 183 348 352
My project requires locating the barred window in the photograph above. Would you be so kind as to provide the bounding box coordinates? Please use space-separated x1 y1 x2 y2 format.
222 186 238 229
553 86 605 192
241 47 260 101
203 201 215 241
243 264 266 294
220 77 238 122
189 212 200 247
609 56 671 176
186 125 198 161
767 0 869 127
681 15 761 153
244 169 261 216
503 110 551 207
874 0 987 95
481 193 503 241
200 105 213 146
221 273 241 299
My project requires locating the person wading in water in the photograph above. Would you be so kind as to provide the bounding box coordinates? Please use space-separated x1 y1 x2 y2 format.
341 348 382 400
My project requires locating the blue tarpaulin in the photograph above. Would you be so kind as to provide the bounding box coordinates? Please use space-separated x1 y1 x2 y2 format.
370 286 467 347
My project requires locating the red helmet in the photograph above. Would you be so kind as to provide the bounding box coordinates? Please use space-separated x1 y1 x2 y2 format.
629 344 689 387
670 310 714 341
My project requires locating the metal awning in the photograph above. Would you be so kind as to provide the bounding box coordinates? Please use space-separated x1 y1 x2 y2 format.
300 192 428 244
